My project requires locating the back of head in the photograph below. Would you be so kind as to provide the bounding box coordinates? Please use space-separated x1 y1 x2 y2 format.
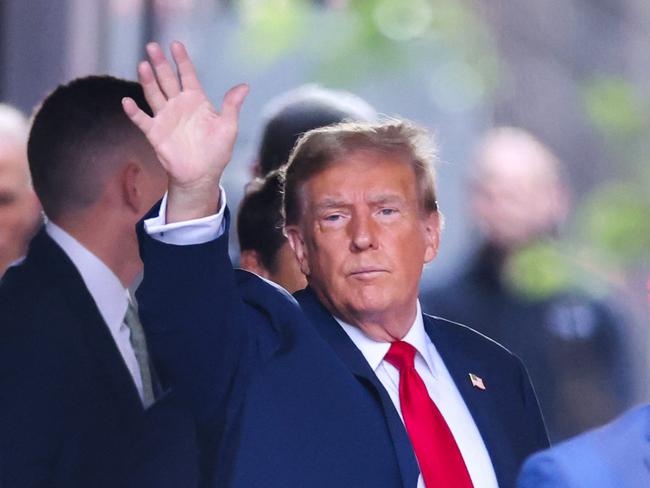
237 170 286 273
28 76 153 221
257 85 377 176
237 169 308 293
282 118 439 227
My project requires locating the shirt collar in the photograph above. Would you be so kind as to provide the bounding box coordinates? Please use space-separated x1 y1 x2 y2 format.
336 301 437 377
45 221 129 334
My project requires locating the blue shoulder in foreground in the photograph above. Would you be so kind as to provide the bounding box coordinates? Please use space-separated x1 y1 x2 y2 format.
517 405 650 488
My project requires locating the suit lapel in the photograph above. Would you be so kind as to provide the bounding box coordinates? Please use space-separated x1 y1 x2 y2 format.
423 314 513 487
30 230 144 423
295 287 420 488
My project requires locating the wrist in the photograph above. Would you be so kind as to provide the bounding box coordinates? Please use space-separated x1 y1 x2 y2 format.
166 177 221 223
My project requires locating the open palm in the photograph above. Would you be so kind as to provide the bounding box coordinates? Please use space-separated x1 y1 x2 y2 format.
123 41 248 192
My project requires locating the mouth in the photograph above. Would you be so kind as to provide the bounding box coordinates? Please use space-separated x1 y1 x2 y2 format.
347 268 389 280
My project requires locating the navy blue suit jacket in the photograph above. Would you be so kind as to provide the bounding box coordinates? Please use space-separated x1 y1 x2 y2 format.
0 229 198 488
136 214 549 488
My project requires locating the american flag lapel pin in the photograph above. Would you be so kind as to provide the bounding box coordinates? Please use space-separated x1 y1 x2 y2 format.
469 373 486 391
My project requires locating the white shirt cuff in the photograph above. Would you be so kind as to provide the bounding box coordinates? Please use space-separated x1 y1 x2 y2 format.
143 187 227 245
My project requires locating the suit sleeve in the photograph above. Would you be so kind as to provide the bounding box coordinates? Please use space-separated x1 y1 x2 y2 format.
136 207 251 426
517 452 571 488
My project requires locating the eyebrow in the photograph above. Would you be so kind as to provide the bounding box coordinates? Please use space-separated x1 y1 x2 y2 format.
313 198 349 213
312 193 406 212
367 194 406 206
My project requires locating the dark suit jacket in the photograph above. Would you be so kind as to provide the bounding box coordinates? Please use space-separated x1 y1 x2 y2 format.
0 229 198 488
136 212 549 488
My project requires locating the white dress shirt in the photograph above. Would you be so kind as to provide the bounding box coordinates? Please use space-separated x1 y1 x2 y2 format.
337 305 498 488
46 221 145 403
144 190 498 487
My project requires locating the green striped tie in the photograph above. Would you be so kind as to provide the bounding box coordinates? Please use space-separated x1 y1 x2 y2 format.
124 299 155 408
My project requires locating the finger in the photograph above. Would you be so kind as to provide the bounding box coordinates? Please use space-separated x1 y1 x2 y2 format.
137 61 166 114
219 83 250 122
122 97 153 134
170 41 203 91
146 42 181 99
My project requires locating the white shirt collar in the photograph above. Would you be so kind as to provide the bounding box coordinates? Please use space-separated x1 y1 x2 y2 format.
336 301 437 377
45 221 129 333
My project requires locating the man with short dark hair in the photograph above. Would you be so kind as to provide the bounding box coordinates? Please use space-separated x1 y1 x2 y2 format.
0 76 197 487
126 42 548 488
237 170 306 293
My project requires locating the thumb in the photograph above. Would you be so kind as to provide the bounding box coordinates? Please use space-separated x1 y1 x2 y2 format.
220 83 249 122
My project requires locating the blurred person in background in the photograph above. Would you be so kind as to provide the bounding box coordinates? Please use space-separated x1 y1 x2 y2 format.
421 127 632 442
0 103 41 276
237 85 376 291
237 169 307 293
0 76 197 487
251 84 377 177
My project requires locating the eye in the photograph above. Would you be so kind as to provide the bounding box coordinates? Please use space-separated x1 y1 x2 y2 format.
379 208 398 216
323 213 343 222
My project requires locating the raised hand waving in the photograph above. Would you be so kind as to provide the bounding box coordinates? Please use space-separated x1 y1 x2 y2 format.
122 41 248 222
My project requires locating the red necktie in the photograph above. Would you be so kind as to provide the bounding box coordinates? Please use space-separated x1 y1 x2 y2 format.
385 340 474 488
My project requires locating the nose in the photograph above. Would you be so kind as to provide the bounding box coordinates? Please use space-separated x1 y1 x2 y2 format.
349 213 378 252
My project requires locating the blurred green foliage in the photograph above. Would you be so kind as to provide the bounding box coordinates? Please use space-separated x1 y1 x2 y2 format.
509 78 650 299
236 0 311 61
505 241 575 300
579 77 650 273
233 0 498 91
583 78 647 141
577 182 650 266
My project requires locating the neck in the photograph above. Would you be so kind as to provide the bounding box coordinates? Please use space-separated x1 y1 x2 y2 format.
351 307 417 342
315 291 418 342
51 213 141 288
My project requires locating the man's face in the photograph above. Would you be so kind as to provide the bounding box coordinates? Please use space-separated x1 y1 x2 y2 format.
472 136 568 251
286 150 439 333
0 140 41 274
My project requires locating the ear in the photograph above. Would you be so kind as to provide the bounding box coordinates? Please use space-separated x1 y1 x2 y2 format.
284 225 311 276
422 211 441 264
239 250 271 279
121 162 143 213
250 159 262 178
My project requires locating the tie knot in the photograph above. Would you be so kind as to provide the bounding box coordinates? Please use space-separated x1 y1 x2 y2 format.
384 340 417 371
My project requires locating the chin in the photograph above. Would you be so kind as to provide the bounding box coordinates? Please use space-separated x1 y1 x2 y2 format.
348 294 392 318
